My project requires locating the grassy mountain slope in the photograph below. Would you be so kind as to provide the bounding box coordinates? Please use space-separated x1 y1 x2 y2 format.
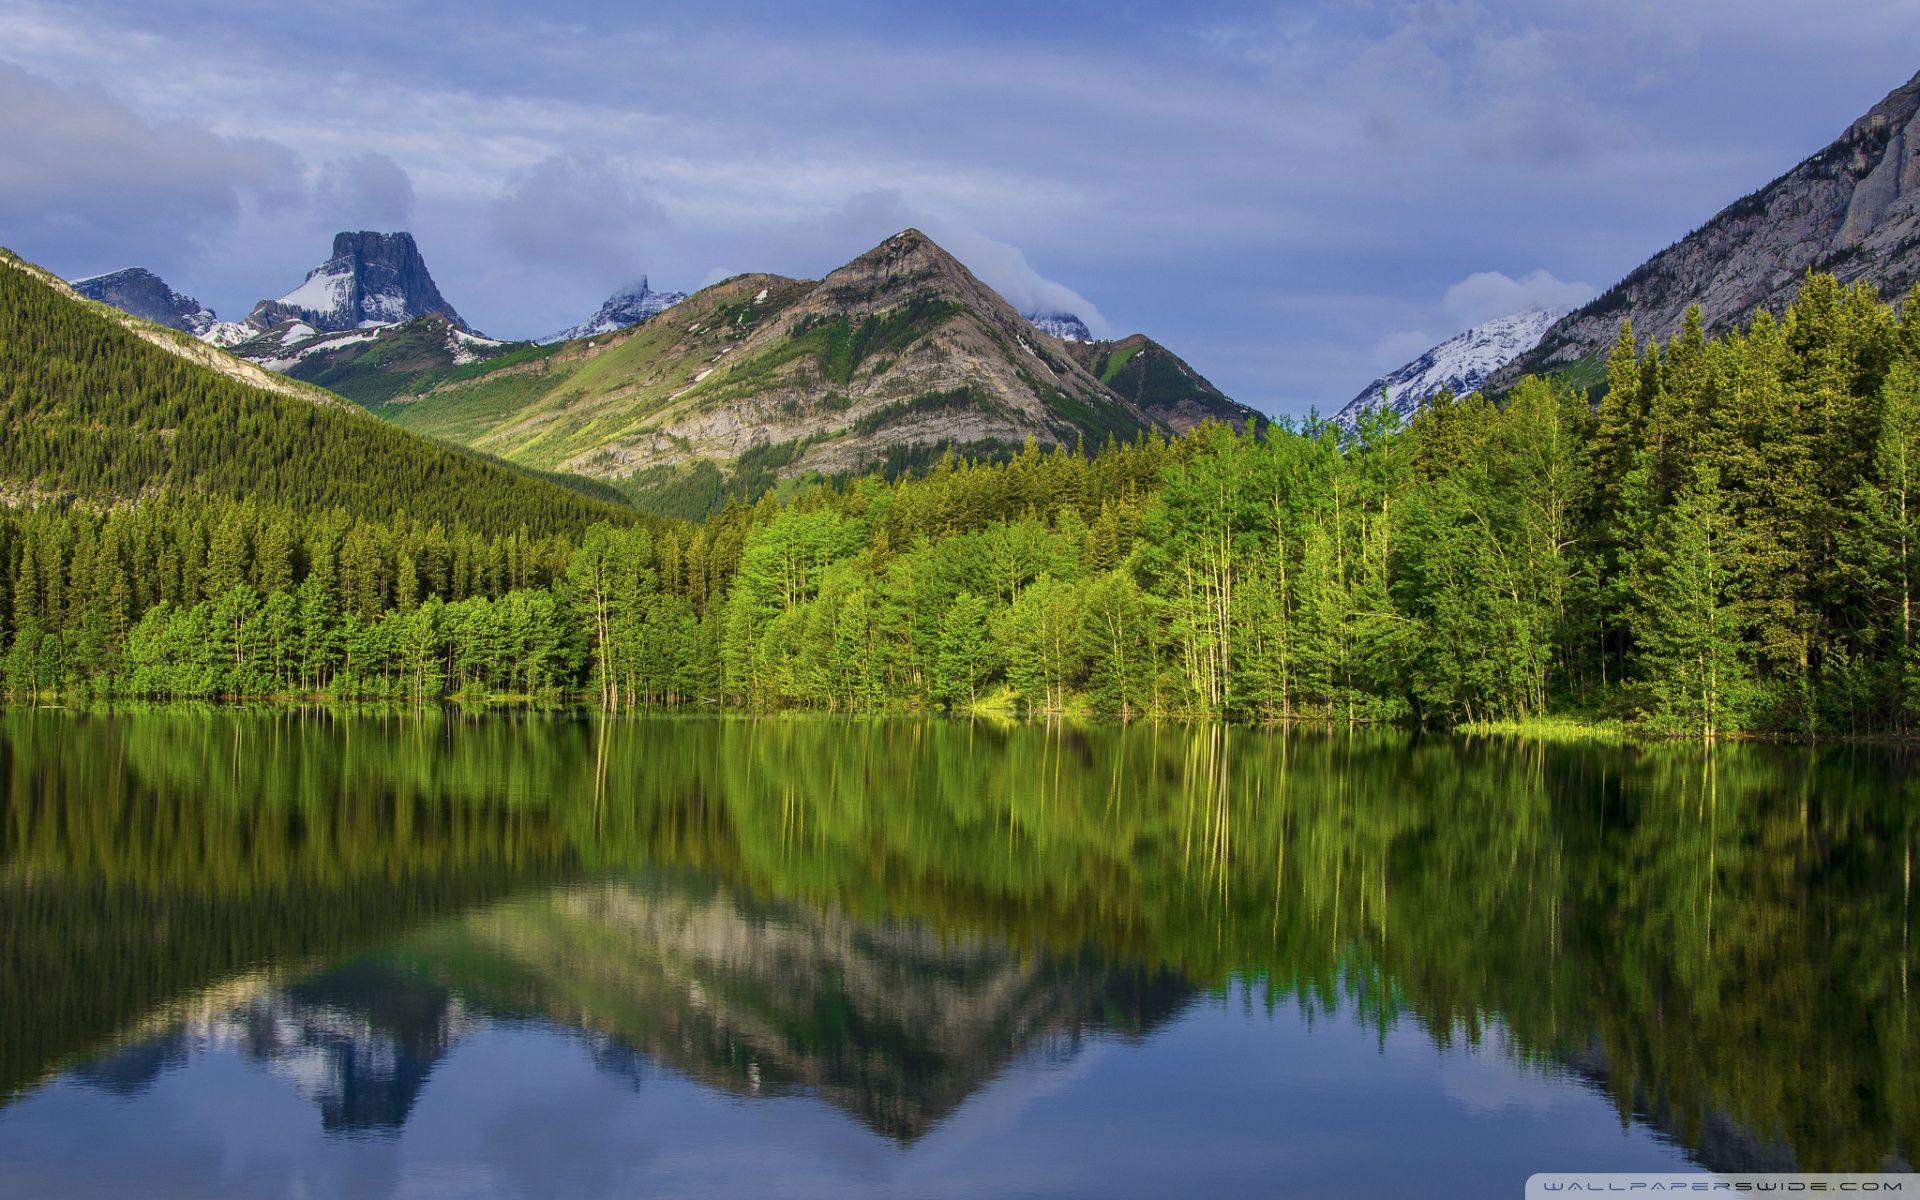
248 314 532 407
1068 333 1262 432
0 247 630 535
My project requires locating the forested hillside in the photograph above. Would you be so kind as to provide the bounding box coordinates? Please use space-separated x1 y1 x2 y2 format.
3 269 1918 737
0 250 629 535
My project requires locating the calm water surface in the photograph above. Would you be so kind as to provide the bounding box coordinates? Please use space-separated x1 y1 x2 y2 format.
0 712 1913 1198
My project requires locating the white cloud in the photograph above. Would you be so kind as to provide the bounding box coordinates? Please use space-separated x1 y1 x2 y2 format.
489 153 668 283
923 223 1112 336
1441 268 1594 328
0 60 297 274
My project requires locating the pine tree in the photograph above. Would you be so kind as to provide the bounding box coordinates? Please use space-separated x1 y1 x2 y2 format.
932 592 995 709
1635 467 1750 737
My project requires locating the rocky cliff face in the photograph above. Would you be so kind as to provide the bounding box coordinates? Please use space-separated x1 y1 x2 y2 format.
1499 67 1920 384
69 267 219 337
246 231 469 334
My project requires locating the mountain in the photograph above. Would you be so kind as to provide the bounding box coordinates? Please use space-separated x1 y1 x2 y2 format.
1497 66 1920 386
541 277 689 344
243 231 469 335
1336 308 1563 428
1025 309 1092 342
0 245 627 534
1066 333 1262 433
69 267 219 337
339 229 1253 514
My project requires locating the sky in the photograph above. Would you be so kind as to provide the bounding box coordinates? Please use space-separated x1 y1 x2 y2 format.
3 1 1918 417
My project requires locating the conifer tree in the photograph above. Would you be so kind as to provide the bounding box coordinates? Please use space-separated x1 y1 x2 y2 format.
1635 467 1750 737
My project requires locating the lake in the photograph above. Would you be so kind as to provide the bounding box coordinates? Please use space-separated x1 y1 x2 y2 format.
0 711 1913 1197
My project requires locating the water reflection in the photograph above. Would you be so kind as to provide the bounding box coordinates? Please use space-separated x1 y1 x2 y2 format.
68 873 1186 1142
0 709 1915 1183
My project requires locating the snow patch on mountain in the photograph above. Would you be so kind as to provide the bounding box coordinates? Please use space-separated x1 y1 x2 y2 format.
1024 310 1092 342
542 277 688 344
1336 308 1564 430
275 265 354 322
256 327 379 371
448 327 504 365
201 321 256 349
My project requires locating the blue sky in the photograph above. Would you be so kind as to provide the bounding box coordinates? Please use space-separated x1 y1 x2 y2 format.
3 0 1917 416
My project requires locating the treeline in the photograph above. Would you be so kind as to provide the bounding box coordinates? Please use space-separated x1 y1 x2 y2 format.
0 253 627 535
3 272 1918 734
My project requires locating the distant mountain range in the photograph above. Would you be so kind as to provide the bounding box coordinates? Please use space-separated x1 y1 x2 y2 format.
359 230 1259 515
68 228 1251 515
72 228 1250 516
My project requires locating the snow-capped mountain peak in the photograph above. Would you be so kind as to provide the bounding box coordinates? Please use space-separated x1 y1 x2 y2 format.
1336 307 1564 430
1024 310 1093 343
242 231 468 336
542 277 689 344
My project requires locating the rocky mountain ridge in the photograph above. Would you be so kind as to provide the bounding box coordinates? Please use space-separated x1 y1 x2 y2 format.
69 267 220 338
63 226 1257 515
1497 66 1920 385
320 229 1261 513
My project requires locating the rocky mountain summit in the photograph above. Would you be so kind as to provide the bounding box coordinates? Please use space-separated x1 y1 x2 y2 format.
542 277 689 344
245 231 469 335
1499 66 1920 384
69 267 220 337
1337 308 1562 429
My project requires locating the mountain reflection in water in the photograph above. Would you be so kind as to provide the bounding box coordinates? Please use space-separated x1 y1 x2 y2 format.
0 710 1914 1191
65 874 1186 1142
